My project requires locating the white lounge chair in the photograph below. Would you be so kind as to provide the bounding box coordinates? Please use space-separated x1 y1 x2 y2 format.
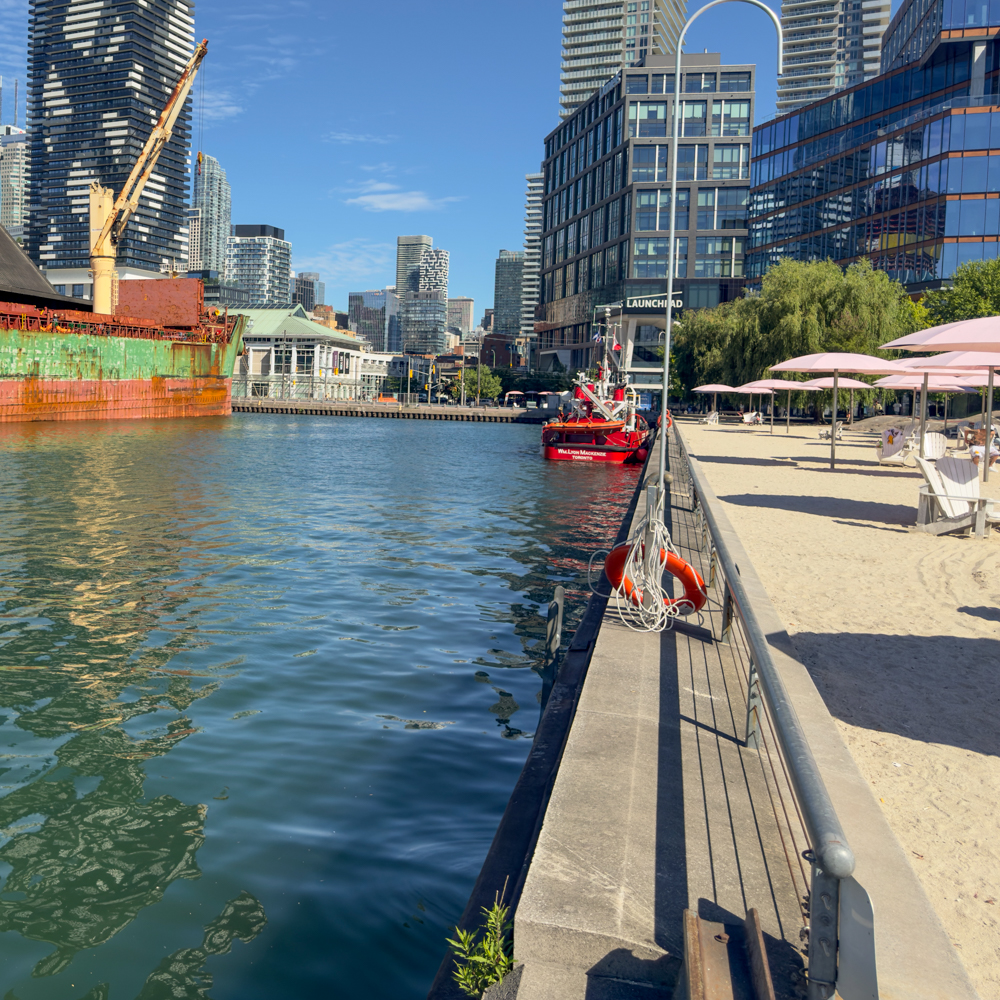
740 411 759 426
914 456 998 538
877 427 910 466
818 421 843 440
699 410 720 425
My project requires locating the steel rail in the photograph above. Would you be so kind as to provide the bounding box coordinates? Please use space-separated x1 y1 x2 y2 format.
683 452 855 882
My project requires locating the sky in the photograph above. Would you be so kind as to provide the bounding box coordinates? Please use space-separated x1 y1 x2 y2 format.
0 0 805 315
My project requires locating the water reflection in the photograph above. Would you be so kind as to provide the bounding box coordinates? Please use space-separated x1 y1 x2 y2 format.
0 418 639 997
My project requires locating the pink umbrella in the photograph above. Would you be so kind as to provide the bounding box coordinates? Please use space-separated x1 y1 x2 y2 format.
881 317 1000 353
770 353 900 467
882 325 1000 475
693 383 736 415
738 378 815 434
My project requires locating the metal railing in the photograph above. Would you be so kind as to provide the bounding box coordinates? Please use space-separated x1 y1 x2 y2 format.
231 373 385 402
671 429 876 1000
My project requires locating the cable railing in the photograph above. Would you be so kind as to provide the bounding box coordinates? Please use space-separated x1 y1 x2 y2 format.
671 427 876 1000
230 372 385 402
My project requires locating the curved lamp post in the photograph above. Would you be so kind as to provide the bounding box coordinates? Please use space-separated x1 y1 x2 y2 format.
658 0 783 498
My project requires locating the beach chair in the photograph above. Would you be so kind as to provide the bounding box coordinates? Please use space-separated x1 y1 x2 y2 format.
699 411 719 425
740 411 758 426
923 432 948 460
914 456 997 538
876 427 910 466
818 421 843 440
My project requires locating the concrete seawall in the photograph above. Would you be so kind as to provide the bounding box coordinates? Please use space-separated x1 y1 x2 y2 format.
232 400 550 423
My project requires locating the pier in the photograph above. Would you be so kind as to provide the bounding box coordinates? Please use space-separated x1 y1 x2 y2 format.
231 399 550 423
433 426 978 1000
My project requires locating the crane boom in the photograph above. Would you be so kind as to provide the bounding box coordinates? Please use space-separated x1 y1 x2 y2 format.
89 39 208 315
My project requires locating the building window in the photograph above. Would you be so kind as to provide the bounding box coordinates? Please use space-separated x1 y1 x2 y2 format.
72 284 84 297
717 187 749 228
721 101 751 136
677 145 709 180
626 74 648 94
636 190 659 231
54 285 66 295
296 346 315 374
713 144 750 179
556 228 566 263
682 102 708 137
580 215 590 253
720 72 752 92
697 190 716 229
274 346 292 374
633 236 687 278
567 221 577 258
591 250 604 288
629 102 668 138
685 73 717 93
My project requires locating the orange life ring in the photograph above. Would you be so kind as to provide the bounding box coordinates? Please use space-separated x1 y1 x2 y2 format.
656 410 673 431
603 541 706 615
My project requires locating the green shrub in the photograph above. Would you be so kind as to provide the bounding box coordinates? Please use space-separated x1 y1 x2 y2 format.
446 889 514 998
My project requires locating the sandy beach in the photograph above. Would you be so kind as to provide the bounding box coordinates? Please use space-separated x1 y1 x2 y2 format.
679 417 1000 997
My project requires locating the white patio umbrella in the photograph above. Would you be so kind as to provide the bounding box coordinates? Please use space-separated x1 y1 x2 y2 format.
770 353 900 468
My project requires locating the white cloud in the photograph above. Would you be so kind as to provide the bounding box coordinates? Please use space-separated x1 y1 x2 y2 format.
343 180 461 213
325 131 395 145
198 89 245 122
293 239 394 286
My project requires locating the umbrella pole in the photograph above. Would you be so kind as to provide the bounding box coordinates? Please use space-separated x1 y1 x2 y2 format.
830 370 839 469
770 391 774 434
986 368 995 483
850 388 854 425
786 388 791 433
713 391 717 415
943 393 948 435
919 372 928 459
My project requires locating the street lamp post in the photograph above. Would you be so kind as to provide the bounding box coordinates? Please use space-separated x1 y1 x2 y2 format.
658 0 783 509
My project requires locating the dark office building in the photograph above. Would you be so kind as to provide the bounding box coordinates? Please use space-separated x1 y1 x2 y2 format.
25 0 195 282
348 288 397 352
493 250 524 338
747 1 1000 291
400 290 448 355
536 53 754 379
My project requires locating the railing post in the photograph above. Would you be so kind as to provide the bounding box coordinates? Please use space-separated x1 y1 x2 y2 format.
720 585 733 644
807 865 841 1000
540 585 565 710
744 657 761 749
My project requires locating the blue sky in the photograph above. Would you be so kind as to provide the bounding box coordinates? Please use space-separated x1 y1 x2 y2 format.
0 0 799 314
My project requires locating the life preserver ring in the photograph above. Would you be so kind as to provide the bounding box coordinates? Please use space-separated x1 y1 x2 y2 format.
657 410 673 431
603 541 706 615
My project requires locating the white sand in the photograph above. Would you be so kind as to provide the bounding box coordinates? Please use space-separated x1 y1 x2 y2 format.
679 418 1000 997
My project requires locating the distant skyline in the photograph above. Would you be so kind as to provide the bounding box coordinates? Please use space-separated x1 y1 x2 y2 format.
0 0 802 311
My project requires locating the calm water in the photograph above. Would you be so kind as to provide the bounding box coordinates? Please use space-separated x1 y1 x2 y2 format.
0 415 638 999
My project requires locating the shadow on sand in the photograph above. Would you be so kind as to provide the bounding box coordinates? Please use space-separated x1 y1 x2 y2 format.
773 629 1000 758
719 493 916 526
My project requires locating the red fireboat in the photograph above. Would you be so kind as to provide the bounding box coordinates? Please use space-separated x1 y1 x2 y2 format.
541 376 651 464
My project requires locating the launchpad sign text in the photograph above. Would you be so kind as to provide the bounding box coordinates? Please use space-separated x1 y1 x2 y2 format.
626 295 682 311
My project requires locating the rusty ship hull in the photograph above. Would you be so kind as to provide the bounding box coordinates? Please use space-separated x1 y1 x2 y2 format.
0 281 245 423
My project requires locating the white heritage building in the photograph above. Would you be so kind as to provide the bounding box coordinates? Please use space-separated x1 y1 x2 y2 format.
235 306 397 401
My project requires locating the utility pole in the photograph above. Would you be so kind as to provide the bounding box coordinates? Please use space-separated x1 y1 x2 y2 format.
460 358 466 408
477 344 482 406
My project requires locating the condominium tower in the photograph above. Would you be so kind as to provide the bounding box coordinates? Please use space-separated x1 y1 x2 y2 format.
494 251 524 339
559 0 687 118
24 0 195 291
775 0 891 112
192 153 232 272
520 172 544 339
395 235 432 294
418 248 449 293
0 126 27 241
225 225 292 306
447 297 475 336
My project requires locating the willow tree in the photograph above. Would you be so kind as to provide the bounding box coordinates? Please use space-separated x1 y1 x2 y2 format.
671 257 924 397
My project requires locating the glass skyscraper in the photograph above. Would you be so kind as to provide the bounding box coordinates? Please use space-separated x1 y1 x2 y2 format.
192 153 231 273
493 250 524 338
25 0 195 289
748 3 1000 292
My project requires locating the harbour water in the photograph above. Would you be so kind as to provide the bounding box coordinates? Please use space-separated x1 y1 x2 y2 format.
0 415 639 999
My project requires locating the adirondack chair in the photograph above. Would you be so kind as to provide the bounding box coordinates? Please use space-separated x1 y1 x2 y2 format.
923 431 948 460
818 421 843 440
740 411 759 426
876 427 910 466
914 456 996 538
699 410 720 425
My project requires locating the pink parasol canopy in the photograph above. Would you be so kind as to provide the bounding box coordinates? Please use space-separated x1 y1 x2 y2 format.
898 350 1000 370
800 376 871 389
693 384 736 392
881 316 1000 352
770 354 898 466
873 374 975 391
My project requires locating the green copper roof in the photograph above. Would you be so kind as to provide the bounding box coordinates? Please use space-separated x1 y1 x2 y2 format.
236 306 360 348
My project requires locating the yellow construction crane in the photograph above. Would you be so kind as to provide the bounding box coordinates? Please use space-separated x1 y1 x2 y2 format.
89 39 208 315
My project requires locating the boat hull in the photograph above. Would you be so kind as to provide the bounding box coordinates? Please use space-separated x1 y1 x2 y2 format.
542 444 638 463
0 375 233 422
0 301 243 423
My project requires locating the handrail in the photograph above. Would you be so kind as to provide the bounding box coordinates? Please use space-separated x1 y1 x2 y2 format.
683 451 856 881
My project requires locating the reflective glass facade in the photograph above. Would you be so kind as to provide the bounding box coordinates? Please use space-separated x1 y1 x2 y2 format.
400 290 447 355
748 36 1000 290
537 54 753 372
25 0 195 275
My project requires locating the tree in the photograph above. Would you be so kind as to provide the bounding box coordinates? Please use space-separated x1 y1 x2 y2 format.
671 257 925 402
449 366 502 402
923 258 1000 323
